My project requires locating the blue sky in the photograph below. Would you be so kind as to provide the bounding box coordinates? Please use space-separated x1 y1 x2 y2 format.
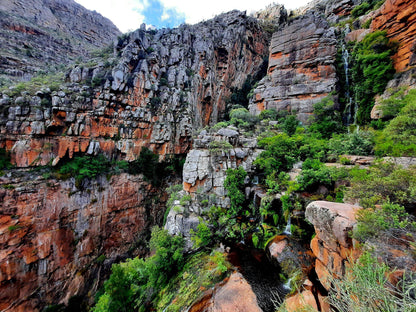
75 0 312 32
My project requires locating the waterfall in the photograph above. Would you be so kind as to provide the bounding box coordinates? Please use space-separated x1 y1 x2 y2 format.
283 277 292 291
341 25 357 126
283 216 291 235
342 42 354 125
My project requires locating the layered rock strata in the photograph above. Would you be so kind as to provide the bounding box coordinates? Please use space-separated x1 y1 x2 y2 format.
0 10 269 167
0 172 166 311
372 0 416 72
248 12 338 124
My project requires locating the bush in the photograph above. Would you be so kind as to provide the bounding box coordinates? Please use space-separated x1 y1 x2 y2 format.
328 251 416 312
345 161 416 209
375 89 416 156
58 154 111 188
297 159 332 191
229 108 258 129
351 30 395 124
308 97 343 139
280 115 299 136
255 133 302 175
0 148 12 170
93 227 185 312
328 131 374 156
353 203 416 242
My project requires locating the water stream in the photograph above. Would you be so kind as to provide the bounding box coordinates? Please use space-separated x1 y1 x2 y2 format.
341 25 358 127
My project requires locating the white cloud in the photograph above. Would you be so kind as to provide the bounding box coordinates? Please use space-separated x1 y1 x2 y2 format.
75 0 311 32
75 0 148 32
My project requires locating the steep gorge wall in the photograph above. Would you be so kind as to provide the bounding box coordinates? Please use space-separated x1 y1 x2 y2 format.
0 172 167 311
248 12 338 123
0 10 269 167
372 0 416 72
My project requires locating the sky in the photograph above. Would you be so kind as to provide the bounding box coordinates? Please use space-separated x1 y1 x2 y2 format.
75 0 312 33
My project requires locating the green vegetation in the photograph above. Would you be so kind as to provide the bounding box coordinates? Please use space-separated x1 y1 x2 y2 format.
94 227 230 312
0 72 65 97
94 227 185 312
351 0 386 18
328 251 416 312
353 202 416 242
351 31 396 124
345 161 416 209
57 154 112 189
0 148 12 171
375 89 416 156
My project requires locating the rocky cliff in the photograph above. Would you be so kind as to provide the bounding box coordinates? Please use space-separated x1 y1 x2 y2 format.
371 0 416 72
2 0 416 310
0 0 121 82
0 171 170 311
1 10 269 168
248 11 338 124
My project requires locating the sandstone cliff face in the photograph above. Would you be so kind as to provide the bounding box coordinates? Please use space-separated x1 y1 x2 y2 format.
372 0 416 72
248 12 338 124
0 0 121 81
0 10 269 167
0 172 167 311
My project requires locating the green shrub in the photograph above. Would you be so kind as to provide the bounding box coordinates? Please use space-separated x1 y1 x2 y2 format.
280 115 299 136
58 154 111 189
353 203 416 242
224 167 247 216
375 90 416 156
229 108 258 129
345 161 416 209
308 96 343 139
0 148 12 170
208 140 233 153
93 227 185 312
255 133 302 174
351 30 396 124
328 131 374 156
259 109 278 121
297 159 332 191
328 251 416 312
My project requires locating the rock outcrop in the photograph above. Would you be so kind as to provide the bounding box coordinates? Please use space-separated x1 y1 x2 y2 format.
248 11 338 124
305 201 361 291
165 127 262 243
0 172 168 311
189 272 262 312
0 0 121 81
371 0 416 72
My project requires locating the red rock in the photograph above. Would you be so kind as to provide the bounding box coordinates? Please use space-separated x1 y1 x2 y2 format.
208 272 262 312
285 289 318 312
0 173 168 309
372 0 416 72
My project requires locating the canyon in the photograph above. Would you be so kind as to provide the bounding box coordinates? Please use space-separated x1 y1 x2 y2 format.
1 0 416 311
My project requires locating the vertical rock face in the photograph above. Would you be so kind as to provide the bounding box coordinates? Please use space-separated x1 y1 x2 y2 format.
0 0 121 80
371 0 416 72
0 172 166 311
0 10 269 167
248 12 338 124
